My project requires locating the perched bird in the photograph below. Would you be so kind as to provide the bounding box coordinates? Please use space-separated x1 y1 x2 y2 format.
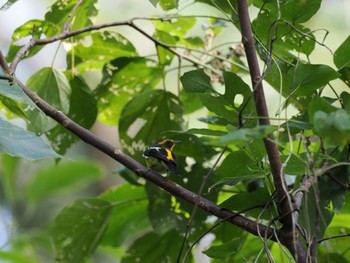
143 138 181 176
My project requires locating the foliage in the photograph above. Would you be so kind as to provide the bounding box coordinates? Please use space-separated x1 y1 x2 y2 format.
0 0 349 262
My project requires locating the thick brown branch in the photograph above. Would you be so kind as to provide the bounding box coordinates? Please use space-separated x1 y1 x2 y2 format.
237 0 306 261
7 73 277 242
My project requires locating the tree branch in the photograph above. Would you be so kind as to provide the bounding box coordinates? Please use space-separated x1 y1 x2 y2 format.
10 18 209 73
237 0 306 261
0 66 276 242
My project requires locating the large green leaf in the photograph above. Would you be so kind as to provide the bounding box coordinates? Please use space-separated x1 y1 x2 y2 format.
181 69 212 93
313 109 350 146
220 125 276 144
0 251 37 263
220 188 277 220
100 184 150 246
26 160 103 202
253 0 322 23
159 0 178 10
52 198 112 263
293 64 340 96
146 182 184 234
334 36 350 70
67 31 137 73
203 238 244 258
119 89 183 151
334 36 350 86
0 80 36 118
0 118 60 159
26 67 71 131
6 19 59 61
153 30 176 65
46 74 97 154
96 57 162 125
122 229 192 263
181 70 254 125
211 151 265 191
253 11 316 57
45 0 98 31
0 80 36 107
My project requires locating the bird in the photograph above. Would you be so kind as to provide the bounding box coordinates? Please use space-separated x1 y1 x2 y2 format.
143 138 181 176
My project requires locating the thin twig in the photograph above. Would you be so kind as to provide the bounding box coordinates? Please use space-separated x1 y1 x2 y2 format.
177 146 227 263
10 18 208 73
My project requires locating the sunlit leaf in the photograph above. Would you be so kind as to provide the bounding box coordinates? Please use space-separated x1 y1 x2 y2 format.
159 0 178 10
67 31 137 73
45 0 98 31
96 57 162 125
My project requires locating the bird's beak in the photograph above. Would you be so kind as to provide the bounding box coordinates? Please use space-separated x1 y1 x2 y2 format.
175 140 181 144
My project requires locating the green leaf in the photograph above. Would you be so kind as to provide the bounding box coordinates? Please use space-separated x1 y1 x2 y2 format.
334 36 350 86
0 80 36 118
334 36 350 70
186 128 226 136
0 251 37 263
119 89 182 150
308 97 337 123
220 188 277 220
159 0 178 10
213 151 265 190
6 19 59 61
181 69 212 93
313 109 350 146
182 70 255 125
153 17 196 39
122 229 192 263
26 67 71 131
0 118 60 160
220 125 276 144
0 80 36 107
145 182 184 234
293 64 340 96
96 57 162 125
67 31 137 73
153 30 176 65
100 184 150 246
253 11 316 57
45 0 98 31
148 0 159 7
203 238 244 258
0 0 18 11
26 160 103 202
52 198 112 263
253 0 322 23
46 75 97 154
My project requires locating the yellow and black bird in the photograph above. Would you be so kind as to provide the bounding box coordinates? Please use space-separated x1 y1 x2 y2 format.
143 138 181 176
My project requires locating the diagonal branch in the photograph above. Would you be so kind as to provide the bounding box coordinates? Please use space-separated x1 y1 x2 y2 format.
0 48 276 242
237 0 306 261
